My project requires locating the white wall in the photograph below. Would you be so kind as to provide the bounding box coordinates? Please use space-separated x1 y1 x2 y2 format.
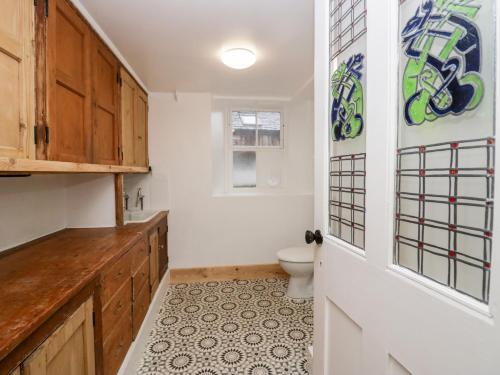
0 174 117 252
135 91 314 268
65 175 116 228
0 176 67 251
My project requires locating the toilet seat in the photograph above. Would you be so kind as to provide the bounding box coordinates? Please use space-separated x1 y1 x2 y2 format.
277 247 314 263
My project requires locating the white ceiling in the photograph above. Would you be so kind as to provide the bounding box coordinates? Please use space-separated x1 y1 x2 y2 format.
79 0 314 97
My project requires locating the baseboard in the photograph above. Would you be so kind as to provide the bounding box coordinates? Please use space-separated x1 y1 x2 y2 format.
170 263 287 284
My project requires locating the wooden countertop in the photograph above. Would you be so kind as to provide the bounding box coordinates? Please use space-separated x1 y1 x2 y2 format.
0 211 168 363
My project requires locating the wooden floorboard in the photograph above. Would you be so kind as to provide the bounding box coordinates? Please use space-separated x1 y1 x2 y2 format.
170 264 287 284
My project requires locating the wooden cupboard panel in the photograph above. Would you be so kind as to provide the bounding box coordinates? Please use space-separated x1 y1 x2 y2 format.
23 298 95 375
102 306 131 375
92 38 119 165
159 232 168 280
55 85 87 158
134 89 148 167
47 0 92 163
94 109 117 164
0 0 34 159
149 230 159 297
132 257 149 302
101 280 131 340
0 55 22 150
120 69 136 166
130 239 148 273
132 282 150 340
55 11 85 91
100 252 131 308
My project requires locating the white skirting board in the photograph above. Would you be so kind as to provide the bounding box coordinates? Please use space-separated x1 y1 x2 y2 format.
118 270 171 375
307 346 313 374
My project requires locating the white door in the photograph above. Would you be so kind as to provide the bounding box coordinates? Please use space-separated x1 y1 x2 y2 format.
313 0 500 374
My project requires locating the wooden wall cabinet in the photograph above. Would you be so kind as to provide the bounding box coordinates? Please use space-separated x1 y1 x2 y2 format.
47 0 93 163
0 0 35 159
91 37 120 165
120 68 148 167
22 298 95 375
0 0 150 173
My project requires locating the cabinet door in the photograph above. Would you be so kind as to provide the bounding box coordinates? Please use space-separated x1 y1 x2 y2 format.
47 0 92 163
0 0 35 159
92 37 120 165
120 68 136 166
23 298 95 375
158 232 168 280
134 88 148 167
149 230 159 296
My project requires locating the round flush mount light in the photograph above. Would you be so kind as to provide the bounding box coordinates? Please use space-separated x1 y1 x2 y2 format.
221 48 256 70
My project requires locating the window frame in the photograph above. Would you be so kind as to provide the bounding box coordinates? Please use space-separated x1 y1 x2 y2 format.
225 108 286 192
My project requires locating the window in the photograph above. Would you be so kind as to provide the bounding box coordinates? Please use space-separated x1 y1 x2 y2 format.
230 110 284 189
232 111 282 148
395 0 496 303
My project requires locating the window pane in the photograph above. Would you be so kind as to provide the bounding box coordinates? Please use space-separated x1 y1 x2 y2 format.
329 0 367 250
232 111 256 146
258 112 281 146
395 0 496 303
233 151 256 188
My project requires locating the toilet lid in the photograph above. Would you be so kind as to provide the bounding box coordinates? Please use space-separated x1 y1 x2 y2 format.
277 247 315 263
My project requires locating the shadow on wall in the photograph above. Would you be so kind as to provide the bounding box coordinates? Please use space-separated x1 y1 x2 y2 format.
0 174 117 252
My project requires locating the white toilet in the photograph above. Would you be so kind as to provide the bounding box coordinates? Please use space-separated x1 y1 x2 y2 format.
277 247 314 299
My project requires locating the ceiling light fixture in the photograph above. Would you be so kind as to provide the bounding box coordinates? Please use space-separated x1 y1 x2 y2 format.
221 48 256 70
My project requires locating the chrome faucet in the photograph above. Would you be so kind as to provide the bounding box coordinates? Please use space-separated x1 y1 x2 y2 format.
136 187 145 210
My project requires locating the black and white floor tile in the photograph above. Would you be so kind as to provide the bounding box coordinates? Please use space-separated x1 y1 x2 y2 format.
137 278 313 375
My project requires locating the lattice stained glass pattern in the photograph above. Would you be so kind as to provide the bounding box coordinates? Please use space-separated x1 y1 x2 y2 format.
395 138 495 303
329 153 366 249
329 0 367 61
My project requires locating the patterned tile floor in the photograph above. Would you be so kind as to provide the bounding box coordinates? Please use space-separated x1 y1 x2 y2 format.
137 278 313 375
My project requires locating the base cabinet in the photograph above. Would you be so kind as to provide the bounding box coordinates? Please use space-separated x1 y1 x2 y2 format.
5 214 168 375
22 298 95 375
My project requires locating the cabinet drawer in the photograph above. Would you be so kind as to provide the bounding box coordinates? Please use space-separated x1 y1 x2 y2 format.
132 282 150 339
101 252 131 307
102 279 132 339
131 238 148 273
103 306 132 375
132 257 149 301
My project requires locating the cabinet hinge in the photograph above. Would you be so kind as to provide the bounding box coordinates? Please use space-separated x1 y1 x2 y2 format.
45 0 49 17
34 126 38 145
45 126 50 144
92 311 96 327
117 72 122 86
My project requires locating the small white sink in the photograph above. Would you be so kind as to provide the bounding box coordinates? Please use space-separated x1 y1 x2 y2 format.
124 210 159 224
